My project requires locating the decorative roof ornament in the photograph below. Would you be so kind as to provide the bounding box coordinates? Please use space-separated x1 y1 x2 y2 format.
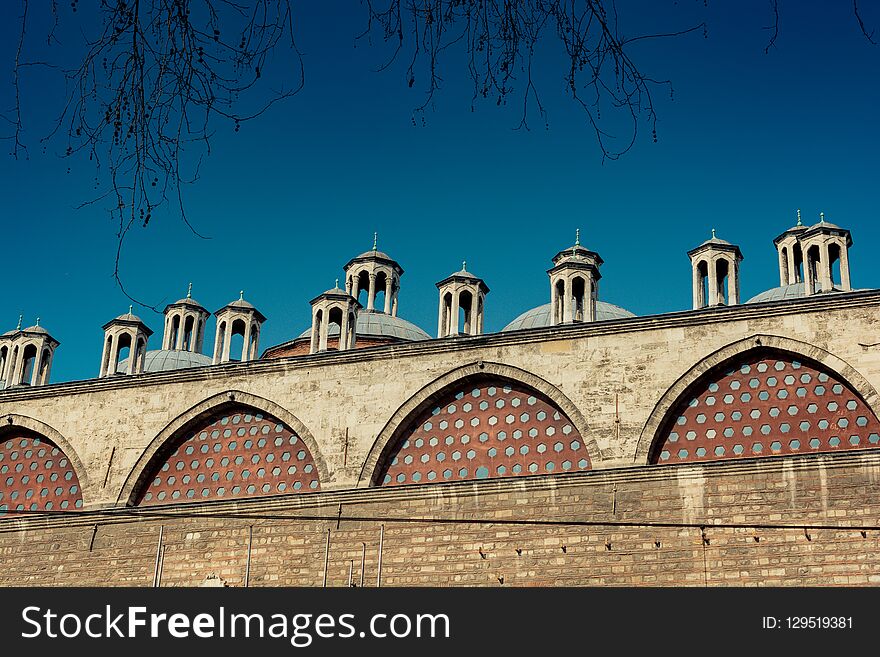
462 260 467 272
129 305 133 315
711 228 717 239
575 228 580 246
239 290 244 300
373 232 378 251
335 278 339 289
35 317 40 327
16 314 22 330
796 209 802 226
820 211 825 224
187 282 192 299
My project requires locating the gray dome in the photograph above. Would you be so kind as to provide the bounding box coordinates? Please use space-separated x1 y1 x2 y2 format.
23 325 48 335
502 301 636 332
114 312 143 323
356 249 394 261
298 310 430 341
745 282 851 304
117 349 213 373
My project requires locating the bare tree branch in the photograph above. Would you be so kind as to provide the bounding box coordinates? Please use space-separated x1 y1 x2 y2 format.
360 1 706 161
10 0 304 311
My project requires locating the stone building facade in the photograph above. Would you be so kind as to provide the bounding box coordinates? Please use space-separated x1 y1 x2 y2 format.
2 217 879 587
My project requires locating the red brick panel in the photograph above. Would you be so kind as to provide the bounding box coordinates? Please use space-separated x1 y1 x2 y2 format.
136 405 320 505
377 380 590 486
0 431 83 513
651 350 880 464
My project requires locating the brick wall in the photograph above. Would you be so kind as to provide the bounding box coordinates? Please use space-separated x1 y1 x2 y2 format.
3 449 879 587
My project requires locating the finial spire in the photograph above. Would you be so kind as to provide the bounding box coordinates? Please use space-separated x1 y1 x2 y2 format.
335 278 339 289
462 260 467 272
186 282 192 299
239 290 244 300
373 232 378 251
796 209 802 226
16 314 22 330
820 211 825 224
129 305 133 315
35 317 40 327
711 228 717 239
575 228 580 246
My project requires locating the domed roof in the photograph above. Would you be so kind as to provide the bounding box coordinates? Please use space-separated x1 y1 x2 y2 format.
699 235 731 247
502 301 636 332
745 282 854 304
114 311 144 323
23 325 48 335
356 249 394 261
298 310 430 341
116 349 213 374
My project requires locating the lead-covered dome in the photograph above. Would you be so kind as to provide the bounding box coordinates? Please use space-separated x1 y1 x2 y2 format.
298 310 430 342
502 301 636 332
117 349 213 373
744 282 858 304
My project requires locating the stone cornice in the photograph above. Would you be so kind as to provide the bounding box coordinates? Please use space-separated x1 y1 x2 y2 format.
2 288 879 403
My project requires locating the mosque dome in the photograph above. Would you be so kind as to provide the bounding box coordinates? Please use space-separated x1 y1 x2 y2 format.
502 301 636 332
745 282 853 304
117 349 213 374
298 310 430 342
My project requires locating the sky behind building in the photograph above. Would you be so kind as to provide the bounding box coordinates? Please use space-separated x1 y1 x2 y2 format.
2 1 879 383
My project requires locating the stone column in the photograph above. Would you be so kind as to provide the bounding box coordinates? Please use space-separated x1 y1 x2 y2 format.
707 259 720 306
384 276 393 314
839 245 852 291
692 263 703 309
340 311 350 351
221 323 232 362
241 320 252 362
310 312 320 354
367 274 377 311
729 259 740 305
162 317 172 350
212 324 223 365
469 291 479 335
173 314 184 350
451 289 461 335
437 293 447 338
318 311 329 352
778 248 788 287
819 242 833 292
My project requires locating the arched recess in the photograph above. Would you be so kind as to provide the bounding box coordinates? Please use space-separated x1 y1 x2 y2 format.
636 335 880 465
358 362 599 487
117 391 329 506
0 414 90 512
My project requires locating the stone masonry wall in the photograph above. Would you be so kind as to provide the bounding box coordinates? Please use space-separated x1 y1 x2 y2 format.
2 450 880 587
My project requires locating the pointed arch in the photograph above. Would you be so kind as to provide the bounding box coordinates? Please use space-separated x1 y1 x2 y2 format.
117 390 329 505
358 361 599 487
635 334 880 464
0 414 90 510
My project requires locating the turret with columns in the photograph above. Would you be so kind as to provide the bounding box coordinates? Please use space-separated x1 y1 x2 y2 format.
99 308 153 377
548 230 602 325
436 261 489 337
343 234 403 316
212 292 266 364
688 230 743 309
1 316 59 388
773 209 808 287
309 282 360 354
162 284 210 353
799 213 852 295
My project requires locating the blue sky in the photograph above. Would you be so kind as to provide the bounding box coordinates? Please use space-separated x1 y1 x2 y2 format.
2 1 879 383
